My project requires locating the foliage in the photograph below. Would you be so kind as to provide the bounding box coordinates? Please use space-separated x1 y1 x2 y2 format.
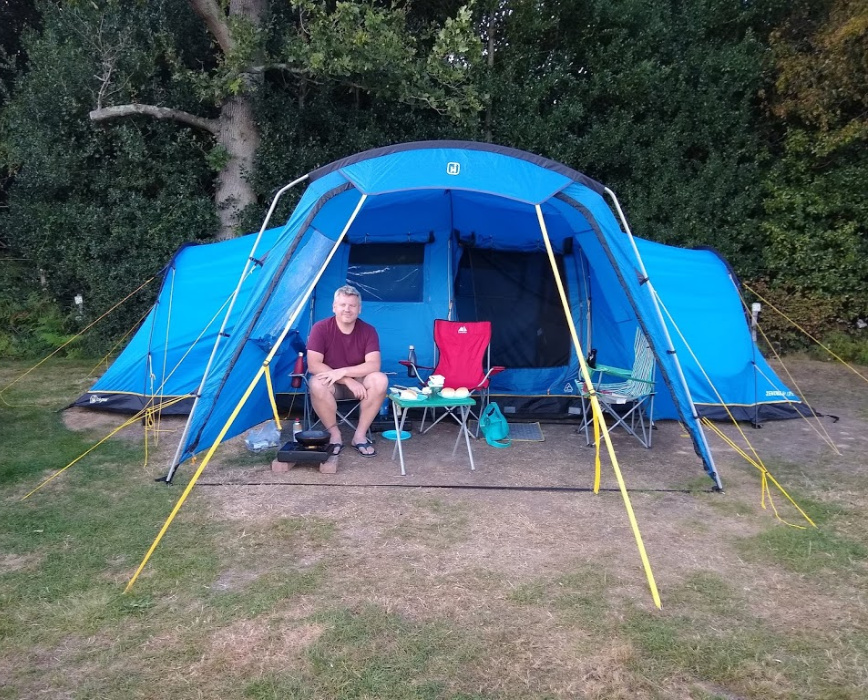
484 0 788 276
758 1 868 349
2 1 217 351
809 331 868 366
746 278 851 353
0 0 866 353
281 1 483 120
0 0 485 353
0 257 78 358
769 0 868 150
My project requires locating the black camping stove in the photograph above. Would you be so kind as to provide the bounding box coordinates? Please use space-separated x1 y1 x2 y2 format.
276 441 339 464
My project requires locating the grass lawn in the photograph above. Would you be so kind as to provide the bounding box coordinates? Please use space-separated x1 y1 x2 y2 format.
1 358 867 699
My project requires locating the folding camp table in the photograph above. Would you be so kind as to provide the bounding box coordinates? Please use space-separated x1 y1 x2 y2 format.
389 393 477 476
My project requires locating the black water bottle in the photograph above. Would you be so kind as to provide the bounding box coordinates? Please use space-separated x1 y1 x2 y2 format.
407 345 417 377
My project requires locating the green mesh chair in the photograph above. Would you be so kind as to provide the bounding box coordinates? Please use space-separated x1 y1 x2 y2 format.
581 329 656 448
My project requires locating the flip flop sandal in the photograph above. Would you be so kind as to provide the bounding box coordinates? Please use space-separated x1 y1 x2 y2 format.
351 441 377 458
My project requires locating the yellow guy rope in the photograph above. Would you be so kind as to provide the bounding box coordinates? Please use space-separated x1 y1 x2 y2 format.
536 206 661 609
20 394 188 501
752 322 839 453
264 365 283 431
124 363 270 592
701 418 815 529
744 283 868 385
652 291 815 528
1 276 157 405
125 192 369 594
153 267 177 445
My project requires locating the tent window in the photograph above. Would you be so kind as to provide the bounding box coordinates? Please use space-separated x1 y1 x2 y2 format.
455 248 571 369
347 244 425 302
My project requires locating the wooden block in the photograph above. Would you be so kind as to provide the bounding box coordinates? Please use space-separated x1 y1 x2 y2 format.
319 454 339 474
271 459 291 473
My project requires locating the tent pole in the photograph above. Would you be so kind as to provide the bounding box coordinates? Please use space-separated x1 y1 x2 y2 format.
163 174 310 483
603 188 723 490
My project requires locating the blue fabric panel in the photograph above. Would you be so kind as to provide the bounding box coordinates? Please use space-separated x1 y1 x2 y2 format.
637 239 800 411
345 190 453 243
310 229 453 378
341 147 572 205
181 230 337 460
86 227 284 404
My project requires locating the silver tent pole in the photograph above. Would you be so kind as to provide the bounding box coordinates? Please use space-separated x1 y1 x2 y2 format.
163 174 310 482
603 187 723 490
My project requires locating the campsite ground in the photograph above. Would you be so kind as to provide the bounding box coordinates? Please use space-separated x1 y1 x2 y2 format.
1 356 867 699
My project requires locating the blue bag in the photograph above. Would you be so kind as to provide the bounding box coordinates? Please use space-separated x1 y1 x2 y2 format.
479 402 511 448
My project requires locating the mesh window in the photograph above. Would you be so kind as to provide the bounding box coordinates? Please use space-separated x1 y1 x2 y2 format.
347 244 425 302
455 248 571 368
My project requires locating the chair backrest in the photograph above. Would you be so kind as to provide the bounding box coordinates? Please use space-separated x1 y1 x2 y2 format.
433 320 491 390
623 330 655 397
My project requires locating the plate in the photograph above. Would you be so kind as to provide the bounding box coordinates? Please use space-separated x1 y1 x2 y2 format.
390 391 427 402
382 430 412 441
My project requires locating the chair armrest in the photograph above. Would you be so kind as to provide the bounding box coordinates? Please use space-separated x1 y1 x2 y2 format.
476 365 505 388
594 363 632 379
484 365 506 381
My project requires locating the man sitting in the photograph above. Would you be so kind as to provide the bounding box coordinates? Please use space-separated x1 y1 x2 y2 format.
306 284 388 457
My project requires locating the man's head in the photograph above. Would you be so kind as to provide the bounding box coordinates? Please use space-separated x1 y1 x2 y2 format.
332 284 362 325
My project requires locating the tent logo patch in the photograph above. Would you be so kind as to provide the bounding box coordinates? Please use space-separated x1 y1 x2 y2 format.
458 325 468 333
89 395 108 404
564 383 574 393
446 162 460 176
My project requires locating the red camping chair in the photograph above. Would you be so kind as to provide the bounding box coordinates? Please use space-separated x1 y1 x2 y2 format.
400 320 505 436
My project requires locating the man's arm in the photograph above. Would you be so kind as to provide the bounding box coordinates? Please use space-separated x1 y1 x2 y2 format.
308 350 382 385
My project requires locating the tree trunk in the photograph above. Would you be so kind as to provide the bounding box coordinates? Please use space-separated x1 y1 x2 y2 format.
190 0 265 239
215 88 260 239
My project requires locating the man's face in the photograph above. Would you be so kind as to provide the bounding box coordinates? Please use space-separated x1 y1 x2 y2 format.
333 293 361 324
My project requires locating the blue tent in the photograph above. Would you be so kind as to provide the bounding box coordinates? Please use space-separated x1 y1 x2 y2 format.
77 141 807 487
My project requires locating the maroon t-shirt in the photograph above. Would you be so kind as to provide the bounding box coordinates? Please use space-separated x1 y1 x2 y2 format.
307 316 380 369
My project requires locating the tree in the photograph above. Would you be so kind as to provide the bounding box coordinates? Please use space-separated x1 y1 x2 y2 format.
88 0 483 238
1 0 483 350
483 0 784 275
2 1 218 347
759 0 868 334
1 0 40 239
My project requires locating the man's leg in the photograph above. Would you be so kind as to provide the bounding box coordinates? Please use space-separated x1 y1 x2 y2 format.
308 378 343 446
351 372 389 455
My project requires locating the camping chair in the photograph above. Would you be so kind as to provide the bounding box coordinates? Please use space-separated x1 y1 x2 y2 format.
400 320 505 436
580 328 656 448
290 359 370 438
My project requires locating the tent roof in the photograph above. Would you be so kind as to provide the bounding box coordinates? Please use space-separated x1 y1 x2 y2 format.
309 140 607 196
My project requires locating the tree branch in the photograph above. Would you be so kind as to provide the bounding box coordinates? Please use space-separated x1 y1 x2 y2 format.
188 0 234 55
89 104 220 135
